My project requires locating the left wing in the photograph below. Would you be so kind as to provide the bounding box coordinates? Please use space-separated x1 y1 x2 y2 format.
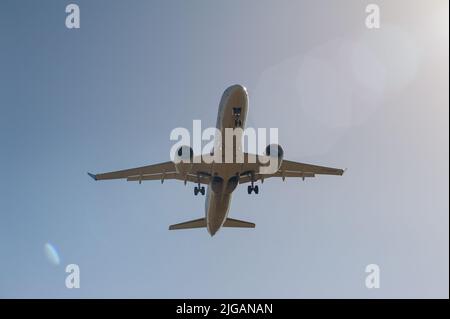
88 160 212 185
88 161 176 181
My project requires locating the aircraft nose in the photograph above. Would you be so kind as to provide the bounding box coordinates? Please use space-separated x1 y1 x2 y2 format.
227 84 247 94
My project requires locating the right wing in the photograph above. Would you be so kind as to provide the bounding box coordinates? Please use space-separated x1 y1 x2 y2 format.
239 153 344 184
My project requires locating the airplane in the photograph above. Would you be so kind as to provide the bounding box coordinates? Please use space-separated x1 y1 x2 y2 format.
88 84 345 236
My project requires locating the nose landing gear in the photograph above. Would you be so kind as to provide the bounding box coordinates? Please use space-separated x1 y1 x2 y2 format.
232 107 242 128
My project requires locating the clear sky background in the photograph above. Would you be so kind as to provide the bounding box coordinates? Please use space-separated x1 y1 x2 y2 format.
0 0 448 298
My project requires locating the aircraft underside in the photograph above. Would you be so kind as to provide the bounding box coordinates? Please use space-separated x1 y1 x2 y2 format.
88 84 344 236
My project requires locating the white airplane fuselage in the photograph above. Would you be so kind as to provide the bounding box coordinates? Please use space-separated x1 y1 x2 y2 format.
205 85 249 236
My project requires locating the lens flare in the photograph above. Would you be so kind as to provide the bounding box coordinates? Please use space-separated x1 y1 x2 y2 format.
44 243 61 266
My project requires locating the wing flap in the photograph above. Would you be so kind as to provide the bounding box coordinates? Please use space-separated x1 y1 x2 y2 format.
239 171 315 184
127 172 178 182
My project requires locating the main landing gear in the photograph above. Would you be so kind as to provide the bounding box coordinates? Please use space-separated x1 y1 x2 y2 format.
194 186 205 196
247 179 259 194
194 174 205 196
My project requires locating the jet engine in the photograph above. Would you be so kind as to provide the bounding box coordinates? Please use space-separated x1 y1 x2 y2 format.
174 145 194 174
264 144 284 171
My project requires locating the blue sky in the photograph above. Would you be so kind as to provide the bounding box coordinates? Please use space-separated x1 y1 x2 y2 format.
0 0 448 298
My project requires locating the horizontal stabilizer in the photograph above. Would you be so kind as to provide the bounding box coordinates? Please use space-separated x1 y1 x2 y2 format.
169 218 206 230
87 172 97 181
169 217 255 231
223 218 255 228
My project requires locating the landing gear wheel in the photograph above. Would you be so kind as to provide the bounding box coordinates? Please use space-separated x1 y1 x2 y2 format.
254 185 259 194
200 187 205 195
247 185 252 194
194 187 199 196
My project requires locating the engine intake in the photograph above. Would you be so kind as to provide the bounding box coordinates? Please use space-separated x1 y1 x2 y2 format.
263 144 284 171
174 145 194 174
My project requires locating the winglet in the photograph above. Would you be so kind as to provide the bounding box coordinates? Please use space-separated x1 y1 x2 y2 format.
87 172 97 181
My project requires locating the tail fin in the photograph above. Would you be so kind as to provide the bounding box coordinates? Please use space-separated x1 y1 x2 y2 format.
169 218 206 230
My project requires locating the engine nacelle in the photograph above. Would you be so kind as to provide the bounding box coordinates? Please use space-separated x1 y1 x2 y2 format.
174 145 194 174
264 144 284 171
